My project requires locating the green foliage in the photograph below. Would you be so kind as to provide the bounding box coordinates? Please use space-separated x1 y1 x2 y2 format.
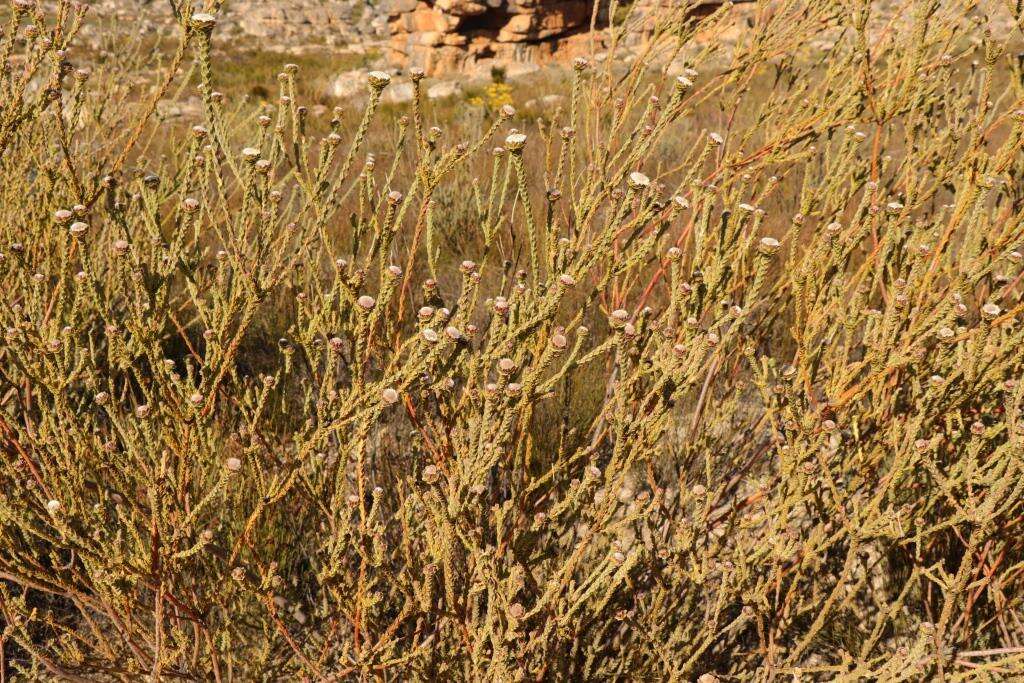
1 0 1024 679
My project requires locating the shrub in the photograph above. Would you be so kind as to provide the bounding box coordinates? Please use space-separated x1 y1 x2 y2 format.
1 0 1024 679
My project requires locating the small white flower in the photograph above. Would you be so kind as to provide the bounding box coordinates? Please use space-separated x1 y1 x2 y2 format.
367 71 391 89
504 133 527 152
627 171 650 189
758 237 781 256
190 12 217 30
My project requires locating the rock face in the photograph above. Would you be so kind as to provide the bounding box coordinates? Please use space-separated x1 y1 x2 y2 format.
225 0 390 45
92 0 738 77
383 0 604 75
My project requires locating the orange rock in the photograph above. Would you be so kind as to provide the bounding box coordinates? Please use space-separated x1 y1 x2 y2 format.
436 0 488 17
496 1 588 42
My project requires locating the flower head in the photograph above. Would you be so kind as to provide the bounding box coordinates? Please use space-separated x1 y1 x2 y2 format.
367 71 391 91
504 133 527 152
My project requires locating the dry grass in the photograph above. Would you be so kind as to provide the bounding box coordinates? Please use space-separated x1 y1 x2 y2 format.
1 0 1024 680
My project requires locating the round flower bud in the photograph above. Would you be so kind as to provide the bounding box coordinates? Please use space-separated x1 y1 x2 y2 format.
418 306 435 320
69 221 88 236
356 295 376 310
758 237 781 256
46 499 61 514
54 209 73 223
112 239 129 255
627 171 650 190
498 357 516 374
500 104 516 119
367 71 391 90
708 132 724 146
422 465 439 484
225 457 242 472
422 328 439 343
382 387 399 405
444 326 462 340
189 392 204 406
190 12 217 31
135 404 151 419
558 273 576 287
981 303 1001 320
504 133 527 152
241 147 260 162
550 333 567 349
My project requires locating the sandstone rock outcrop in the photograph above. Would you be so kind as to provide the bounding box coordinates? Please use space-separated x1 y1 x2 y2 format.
90 0 744 77
384 0 598 75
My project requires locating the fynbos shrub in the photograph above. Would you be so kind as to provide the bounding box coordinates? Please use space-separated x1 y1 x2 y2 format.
0 0 1023 679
